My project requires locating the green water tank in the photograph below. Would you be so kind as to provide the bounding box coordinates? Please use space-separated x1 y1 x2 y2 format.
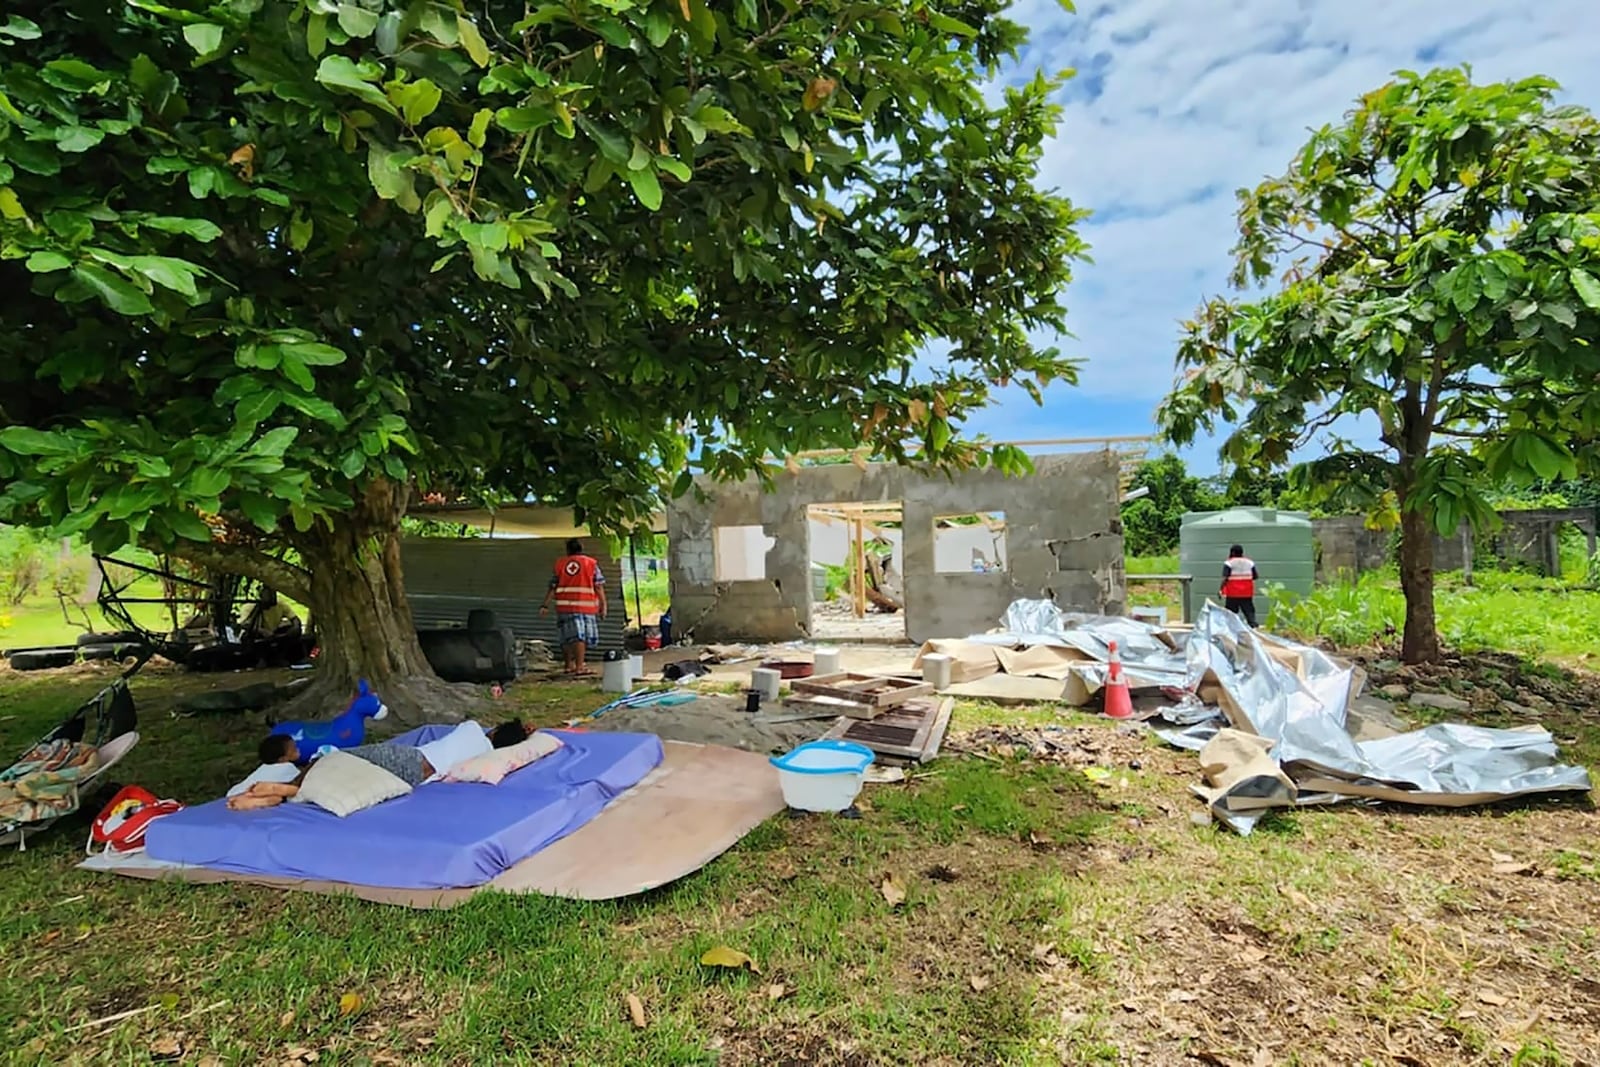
1179 507 1315 624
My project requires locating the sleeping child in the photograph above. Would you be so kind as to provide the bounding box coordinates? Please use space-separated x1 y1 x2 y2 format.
228 720 531 810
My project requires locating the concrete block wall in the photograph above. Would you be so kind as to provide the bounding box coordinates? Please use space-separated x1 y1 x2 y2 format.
666 451 1125 643
1312 507 1596 581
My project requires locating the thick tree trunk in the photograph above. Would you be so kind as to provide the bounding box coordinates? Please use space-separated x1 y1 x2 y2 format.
283 482 486 727
1396 493 1441 665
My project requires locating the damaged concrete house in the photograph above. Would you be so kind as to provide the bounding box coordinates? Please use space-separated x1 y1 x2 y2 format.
664 450 1128 644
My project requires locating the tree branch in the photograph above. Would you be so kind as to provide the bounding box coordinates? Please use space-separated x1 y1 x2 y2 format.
1422 325 1464 433
158 539 312 605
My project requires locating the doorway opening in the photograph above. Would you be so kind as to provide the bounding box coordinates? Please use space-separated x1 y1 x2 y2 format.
805 502 907 643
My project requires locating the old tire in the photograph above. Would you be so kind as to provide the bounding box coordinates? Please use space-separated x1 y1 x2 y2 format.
77 630 142 647
8 649 78 671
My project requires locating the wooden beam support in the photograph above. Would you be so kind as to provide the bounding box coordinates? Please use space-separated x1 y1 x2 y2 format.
852 516 867 619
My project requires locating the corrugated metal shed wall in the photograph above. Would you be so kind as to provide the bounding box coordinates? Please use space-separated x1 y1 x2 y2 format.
401 538 627 652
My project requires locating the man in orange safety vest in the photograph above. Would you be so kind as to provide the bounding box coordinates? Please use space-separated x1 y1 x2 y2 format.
539 538 607 675
1220 544 1259 628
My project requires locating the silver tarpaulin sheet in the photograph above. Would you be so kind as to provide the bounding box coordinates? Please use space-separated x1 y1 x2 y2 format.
992 598 1592 833
992 599 1190 690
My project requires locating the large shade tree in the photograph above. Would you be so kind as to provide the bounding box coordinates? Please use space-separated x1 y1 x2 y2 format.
1159 69 1600 663
0 1 1086 719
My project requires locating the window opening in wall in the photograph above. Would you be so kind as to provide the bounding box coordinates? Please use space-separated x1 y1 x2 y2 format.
806 502 906 642
713 525 775 581
933 512 1008 574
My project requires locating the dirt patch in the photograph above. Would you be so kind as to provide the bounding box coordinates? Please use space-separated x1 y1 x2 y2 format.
1357 649 1600 721
947 723 1153 770
581 694 830 753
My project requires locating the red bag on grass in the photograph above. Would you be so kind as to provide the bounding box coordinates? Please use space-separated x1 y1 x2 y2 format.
87 785 183 855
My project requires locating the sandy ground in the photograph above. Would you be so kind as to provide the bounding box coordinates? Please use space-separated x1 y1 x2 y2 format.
579 693 832 753
638 642 921 689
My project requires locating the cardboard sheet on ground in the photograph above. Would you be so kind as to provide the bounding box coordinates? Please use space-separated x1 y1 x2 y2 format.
81 741 784 908
944 675 1070 704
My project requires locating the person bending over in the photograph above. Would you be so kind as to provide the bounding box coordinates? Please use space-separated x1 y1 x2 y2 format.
230 720 530 810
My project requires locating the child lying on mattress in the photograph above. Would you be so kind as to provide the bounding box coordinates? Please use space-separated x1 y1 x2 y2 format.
228 720 531 810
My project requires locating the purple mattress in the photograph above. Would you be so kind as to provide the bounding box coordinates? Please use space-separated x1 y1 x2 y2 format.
144 727 663 889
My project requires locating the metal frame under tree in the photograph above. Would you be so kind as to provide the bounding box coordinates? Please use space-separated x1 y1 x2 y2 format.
92 554 301 665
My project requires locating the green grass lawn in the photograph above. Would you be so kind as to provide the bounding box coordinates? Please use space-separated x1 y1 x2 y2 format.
1269 568 1600 665
2 660 1597 1064
0 587 176 653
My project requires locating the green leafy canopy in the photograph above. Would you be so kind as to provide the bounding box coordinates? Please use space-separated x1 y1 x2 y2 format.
1160 68 1600 536
1 0 1087 561
1157 68 1600 659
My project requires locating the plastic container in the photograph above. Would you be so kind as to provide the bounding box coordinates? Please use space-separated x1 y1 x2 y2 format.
1179 507 1315 622
769 740 875 812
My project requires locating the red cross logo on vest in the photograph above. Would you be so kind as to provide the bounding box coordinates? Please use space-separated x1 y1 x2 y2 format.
554 555 600 614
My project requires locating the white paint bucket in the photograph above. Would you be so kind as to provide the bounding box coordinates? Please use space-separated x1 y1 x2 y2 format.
812 647 841 676
751 667 782 702
629 654 645 680
922 653 954 691
601 658 633 694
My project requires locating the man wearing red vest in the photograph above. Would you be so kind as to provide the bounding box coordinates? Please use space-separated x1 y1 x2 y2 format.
1220 544 1259 627
539 538 607 675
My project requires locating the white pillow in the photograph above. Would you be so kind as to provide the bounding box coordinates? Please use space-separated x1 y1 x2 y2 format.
416 722 492 778
292 749 411 817
444 731 564 784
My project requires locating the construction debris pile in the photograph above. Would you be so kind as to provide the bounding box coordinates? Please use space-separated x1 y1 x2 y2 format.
921 600 1593 833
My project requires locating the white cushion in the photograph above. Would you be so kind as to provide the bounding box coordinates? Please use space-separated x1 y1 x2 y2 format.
444 731 564 785
293 749 411 817
416 722 492 778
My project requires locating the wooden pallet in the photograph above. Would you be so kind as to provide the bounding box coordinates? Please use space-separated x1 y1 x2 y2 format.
782 693 881 720
791 672 932 709
820 697 953 763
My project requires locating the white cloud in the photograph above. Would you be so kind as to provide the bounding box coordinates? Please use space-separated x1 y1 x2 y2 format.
990 0 1600 417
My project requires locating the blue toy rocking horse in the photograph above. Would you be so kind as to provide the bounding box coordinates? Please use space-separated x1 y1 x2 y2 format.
268 679 389 763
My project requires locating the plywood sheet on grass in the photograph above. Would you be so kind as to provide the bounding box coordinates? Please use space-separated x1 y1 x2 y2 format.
80 741 783 909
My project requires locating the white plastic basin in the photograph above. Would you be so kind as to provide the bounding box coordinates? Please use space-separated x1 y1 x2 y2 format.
769 741 875 813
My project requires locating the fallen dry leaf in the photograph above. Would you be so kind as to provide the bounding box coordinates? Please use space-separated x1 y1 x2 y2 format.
625 993 646 1029
969 975 990 992
700 945 760 974
149 1037 183 1062
1490 850 1515 863
879 873 907 907
1478 989 1509 1006
765 983 788 1001
950 803 967 813
1165 990 1199 1003
1281 886 1312 909
278 1011 294 1028
337 992 363 1018
41 930 61 946
1493 861 1537 876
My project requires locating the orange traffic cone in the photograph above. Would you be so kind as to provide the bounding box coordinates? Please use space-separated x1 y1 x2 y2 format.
1103 639 1133 720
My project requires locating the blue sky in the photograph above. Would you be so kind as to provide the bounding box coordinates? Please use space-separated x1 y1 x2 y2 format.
956 0 1600 472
